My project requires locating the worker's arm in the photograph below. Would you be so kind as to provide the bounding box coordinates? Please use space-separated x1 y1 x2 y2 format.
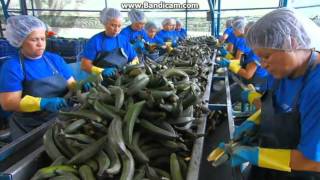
219 34 229 44
0 91 67 112
0 92 22 112
290 150 320 172
81 57 103 75
210 143 320 173
237 62 257 80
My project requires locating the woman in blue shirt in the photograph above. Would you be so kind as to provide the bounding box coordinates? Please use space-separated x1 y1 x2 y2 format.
81 8 138 79
0 15 75 138
157 18 179 51
120 9 147 54
175 19 187 41
211 8 320 179
219 19 268 87
143 21 165 60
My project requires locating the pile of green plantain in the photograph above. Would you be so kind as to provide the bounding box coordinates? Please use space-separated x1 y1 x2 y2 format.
31 37 214 180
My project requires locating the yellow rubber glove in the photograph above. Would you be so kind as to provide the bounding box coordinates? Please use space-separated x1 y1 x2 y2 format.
165 41 172 47
241 90 262 105
225 53 234 59
228 60 241 74
247 109 261 124
258 148 291 172
20 95 41 112
130 58 140 65
210 143 292 172
91 66 104 75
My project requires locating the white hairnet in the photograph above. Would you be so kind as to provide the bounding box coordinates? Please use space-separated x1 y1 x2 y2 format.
232 18 246 33
145 21 157 31
225 18 233 27
246 8 320 50
162 18 176 26
4 15 46 48
128 9 146 23
176 18 182 25
244 21 255 34
100 8 122 25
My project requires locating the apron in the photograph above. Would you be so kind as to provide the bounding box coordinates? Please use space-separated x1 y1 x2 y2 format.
93 35 128 71
9 54 68 139
248 51 320 180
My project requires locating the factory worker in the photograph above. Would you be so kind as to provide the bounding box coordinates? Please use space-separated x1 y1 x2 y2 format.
120 9 147 54
143 21 165 60
218 20 268 87
175 18 187 41
157 18 179 52
0 15 75 138
81 8 139 79
219 18 233 44
218 16 245 59
209 8 320 179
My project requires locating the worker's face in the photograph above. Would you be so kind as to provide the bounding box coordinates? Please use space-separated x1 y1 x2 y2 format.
105 18 122 37
21 29 46 58
254 48 299 79
131 22 145 31
234 29 244 37
147 28 157 38
163 24 174 31
176 23 182 30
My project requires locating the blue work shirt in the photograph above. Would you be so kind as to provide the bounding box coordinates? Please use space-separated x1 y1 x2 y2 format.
236 37 268 78
176 28 187 41
82 32 137 62
224 27 237 45
144 34 165 47
156 30 178 47
120 25 147 44
266 64 320 161
0 52 72 92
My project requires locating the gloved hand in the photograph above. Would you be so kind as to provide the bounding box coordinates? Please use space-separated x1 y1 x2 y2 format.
218 58 241 74
218 58 230 68
102 67 117 78
241 90 262 105
218 142 292 172
82 82 92 92
233 109 261 141
219 142 259 167
219 48 229 57
40 97 68 112
219 47 234 59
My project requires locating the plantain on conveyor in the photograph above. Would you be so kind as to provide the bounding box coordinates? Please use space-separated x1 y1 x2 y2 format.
31 36 218 180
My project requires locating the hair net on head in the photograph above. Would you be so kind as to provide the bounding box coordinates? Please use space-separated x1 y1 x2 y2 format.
100 8 122 25
232 18 246 33
4 15 46 48
128 9 146 23
246 8 320 50
176 18 182 25
244 21 255 34
162 18 176 26
232 16 245 23
145 21 157 31
225 18 233 27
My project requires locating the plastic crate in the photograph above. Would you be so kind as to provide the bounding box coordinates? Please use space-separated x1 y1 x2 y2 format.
0 39 18 58
46 38 88 63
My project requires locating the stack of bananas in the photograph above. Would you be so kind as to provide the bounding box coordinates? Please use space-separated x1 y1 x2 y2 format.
31 38 214 180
